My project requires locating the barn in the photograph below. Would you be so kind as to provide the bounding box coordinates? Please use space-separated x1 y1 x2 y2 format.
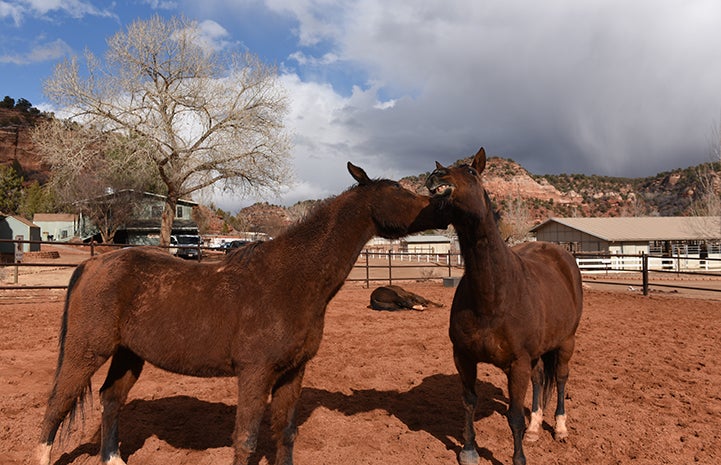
531 216 721 258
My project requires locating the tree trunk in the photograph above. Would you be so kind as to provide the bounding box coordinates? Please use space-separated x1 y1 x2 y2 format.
160 197 178 247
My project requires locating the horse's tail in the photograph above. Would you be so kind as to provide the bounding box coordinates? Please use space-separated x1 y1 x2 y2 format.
540 350 558 409
54 262 93 441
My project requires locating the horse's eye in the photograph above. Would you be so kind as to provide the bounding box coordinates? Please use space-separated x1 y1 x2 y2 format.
468 167 478 176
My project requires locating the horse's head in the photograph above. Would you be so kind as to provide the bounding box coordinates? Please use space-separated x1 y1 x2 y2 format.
425 147 493 218
347 162 450 238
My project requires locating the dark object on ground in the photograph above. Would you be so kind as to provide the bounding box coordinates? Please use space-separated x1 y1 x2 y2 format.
369 285 444 311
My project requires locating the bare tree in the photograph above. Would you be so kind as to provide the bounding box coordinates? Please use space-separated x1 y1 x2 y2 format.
689 120 721 218
498 194 533 245
43 15 291 245
31 118 163 242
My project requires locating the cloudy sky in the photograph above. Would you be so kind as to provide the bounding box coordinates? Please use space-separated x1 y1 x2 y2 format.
2 0 721 211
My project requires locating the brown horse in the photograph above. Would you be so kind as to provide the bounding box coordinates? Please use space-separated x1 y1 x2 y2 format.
36 163 448 465
369 285 443 311
426 148 583 465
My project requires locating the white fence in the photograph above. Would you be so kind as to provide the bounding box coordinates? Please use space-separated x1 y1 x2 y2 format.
575 254 721 273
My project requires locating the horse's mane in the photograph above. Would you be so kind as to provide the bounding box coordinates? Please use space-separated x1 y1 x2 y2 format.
274 179 381 239
225 179 389 262
225 240 263 264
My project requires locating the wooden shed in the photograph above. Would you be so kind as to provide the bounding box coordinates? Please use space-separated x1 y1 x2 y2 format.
531 216 721 257
0 214 41 256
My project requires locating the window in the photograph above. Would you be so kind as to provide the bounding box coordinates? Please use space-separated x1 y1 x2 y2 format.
176 206 184 218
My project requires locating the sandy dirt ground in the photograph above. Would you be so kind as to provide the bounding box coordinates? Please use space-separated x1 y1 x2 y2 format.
1 276 720 465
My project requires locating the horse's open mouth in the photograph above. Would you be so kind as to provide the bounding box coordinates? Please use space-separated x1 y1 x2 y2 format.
428 184 455 197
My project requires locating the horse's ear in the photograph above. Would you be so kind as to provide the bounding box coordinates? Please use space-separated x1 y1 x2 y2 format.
471 147 487 173
348 162 371 185
435 161 445 170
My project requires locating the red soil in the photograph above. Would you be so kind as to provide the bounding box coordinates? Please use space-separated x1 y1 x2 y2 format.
1 282 720 465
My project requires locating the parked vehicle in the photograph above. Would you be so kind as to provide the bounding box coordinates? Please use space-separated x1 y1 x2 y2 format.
170 235 202 260
221 239 249 254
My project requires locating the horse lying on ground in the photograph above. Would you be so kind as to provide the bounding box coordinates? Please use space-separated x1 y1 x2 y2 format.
426 148 583 465
369 285 444 311
36 162 449 465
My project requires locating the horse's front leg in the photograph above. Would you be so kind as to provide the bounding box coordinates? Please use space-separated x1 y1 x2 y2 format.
507 357 532 465
233 370 273 465
269 364 306 465
454 350 480 465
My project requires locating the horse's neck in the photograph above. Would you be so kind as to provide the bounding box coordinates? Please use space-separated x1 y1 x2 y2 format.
272 192 373 292
456 207 516 304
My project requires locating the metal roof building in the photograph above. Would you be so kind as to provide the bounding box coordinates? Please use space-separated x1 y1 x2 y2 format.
531 216 721 256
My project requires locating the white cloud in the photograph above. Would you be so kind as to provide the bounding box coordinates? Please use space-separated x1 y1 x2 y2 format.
0 38 71 64
0 0 116 28
141 0 178 10
195 19 233 52
288 50 338 66
0 1 24 25
13 0 115 20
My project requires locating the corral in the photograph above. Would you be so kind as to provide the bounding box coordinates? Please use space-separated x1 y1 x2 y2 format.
1 280 719 465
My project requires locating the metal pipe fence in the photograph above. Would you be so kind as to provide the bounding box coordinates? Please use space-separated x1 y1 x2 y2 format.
2 239 721 296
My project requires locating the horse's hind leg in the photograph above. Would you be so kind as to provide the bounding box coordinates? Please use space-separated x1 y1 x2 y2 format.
525 359 544 442
454 350 480 465
270 365 306 465
554 337 576 441
37 351 111 465
99 347 144 464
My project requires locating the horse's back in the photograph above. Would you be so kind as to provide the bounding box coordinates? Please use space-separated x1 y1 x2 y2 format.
512 241 583 322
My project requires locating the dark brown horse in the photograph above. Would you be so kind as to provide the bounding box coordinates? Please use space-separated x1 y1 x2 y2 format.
36 163 447 465
426 148 583 465
369 285 443 311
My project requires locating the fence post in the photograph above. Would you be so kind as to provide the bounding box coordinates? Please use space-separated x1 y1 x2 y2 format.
364 251 370 288
447 251 452 277
90 239 95 256
13 238 20 283
642 252 649 296
387 250 393 285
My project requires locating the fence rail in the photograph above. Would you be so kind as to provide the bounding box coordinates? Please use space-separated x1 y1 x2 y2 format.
2 239 721 296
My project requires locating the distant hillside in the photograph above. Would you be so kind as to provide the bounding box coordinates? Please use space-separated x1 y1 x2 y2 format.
399 156 720 222
2 104 719 233
0 106 51 184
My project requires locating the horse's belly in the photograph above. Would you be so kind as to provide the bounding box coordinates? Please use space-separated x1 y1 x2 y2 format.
140 349 235 377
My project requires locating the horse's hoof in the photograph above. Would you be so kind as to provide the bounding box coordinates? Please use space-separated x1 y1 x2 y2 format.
554 414 568 442
105 454 127 465
524 430 540 442
459 448 480 465
36 443 52 465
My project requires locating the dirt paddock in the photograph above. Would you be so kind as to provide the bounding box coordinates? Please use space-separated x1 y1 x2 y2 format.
1 281 720 465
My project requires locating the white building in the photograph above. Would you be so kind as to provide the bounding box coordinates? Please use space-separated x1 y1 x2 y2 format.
33 213 78 241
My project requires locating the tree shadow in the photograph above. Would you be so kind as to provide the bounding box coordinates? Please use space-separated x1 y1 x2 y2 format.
52 374 507 465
